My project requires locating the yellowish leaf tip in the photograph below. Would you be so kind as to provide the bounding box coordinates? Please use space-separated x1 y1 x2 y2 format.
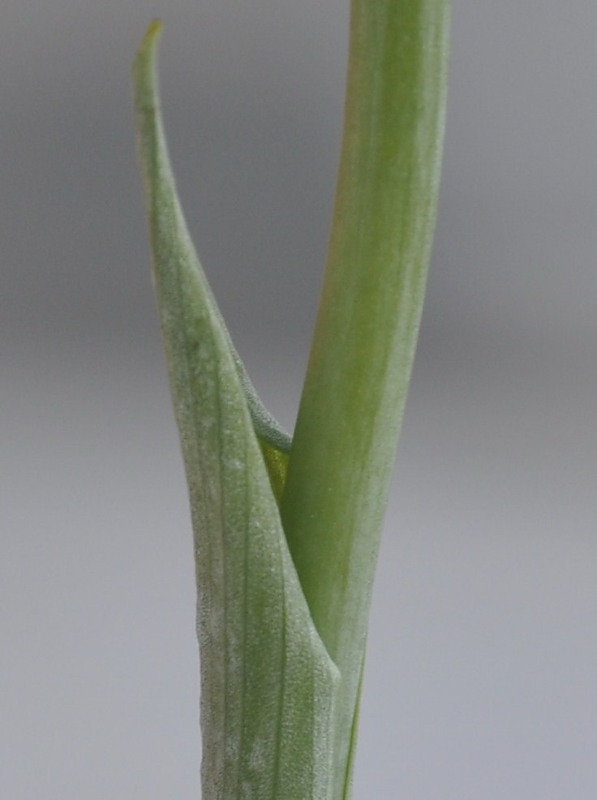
133 19 163 73
143 18 163 49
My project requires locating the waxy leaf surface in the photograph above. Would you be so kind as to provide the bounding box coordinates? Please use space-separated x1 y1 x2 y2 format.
133 22 338 799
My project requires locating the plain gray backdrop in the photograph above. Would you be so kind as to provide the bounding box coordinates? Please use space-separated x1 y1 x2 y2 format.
3 2 597 797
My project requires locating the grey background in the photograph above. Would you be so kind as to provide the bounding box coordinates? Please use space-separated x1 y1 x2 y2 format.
3 1 597 797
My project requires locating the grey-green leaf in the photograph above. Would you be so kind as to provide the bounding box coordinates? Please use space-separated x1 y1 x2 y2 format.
133 21 339 799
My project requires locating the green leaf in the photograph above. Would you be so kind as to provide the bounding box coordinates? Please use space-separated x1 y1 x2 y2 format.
133 21 339 799
280 2 451 796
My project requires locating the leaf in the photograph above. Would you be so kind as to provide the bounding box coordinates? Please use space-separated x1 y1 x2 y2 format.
280 2 451 796
133 21 339 799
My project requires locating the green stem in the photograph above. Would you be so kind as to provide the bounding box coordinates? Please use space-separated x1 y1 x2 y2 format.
280 1 451 795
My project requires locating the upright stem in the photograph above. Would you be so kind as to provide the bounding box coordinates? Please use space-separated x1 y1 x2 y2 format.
280 1 450 794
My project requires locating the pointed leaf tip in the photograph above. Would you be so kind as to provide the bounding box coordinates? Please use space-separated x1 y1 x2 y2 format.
133 20 163 110
140 18 163 54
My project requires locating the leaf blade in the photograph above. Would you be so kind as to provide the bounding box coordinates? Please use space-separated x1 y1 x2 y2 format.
133 22 339 799
280 2 451 795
